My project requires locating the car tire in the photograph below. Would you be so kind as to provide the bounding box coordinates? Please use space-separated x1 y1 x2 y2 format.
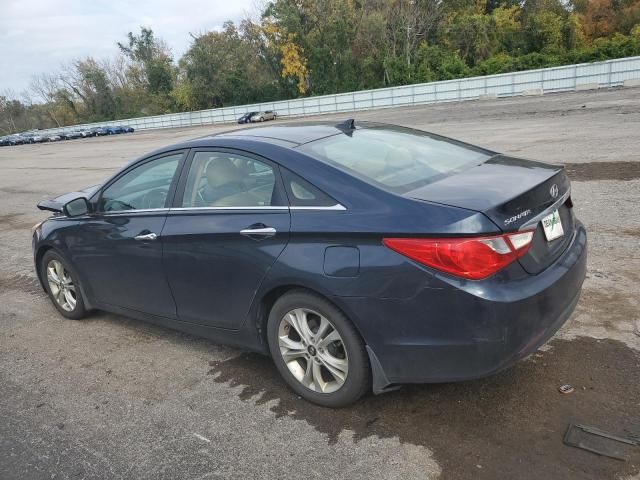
40 250 87 320
267 290 370 407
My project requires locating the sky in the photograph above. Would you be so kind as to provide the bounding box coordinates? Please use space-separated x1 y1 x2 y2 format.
0 0 257 97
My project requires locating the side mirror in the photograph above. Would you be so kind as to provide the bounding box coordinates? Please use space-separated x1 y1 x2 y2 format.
63 197 91 217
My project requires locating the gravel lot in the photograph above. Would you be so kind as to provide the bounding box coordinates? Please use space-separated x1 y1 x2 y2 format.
1 87 639 480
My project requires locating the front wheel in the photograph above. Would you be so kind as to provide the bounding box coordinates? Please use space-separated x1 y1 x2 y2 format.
267 290 370 407
41 250 87 319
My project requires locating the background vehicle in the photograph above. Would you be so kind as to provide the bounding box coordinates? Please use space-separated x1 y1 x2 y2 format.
9 134 27 145
66 130 83 140
47 134 61 142
238 112 258 124
123 126 135 133
250 110 277 122
90 127 108 136
78 128 92 138
33 121 586 407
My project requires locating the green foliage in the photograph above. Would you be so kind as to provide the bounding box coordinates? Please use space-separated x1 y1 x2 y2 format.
444 10 499 66
413 44 471 81
523 10 565 53
4 1 640 131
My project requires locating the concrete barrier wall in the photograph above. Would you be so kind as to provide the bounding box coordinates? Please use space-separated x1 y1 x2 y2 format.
43 55 640 135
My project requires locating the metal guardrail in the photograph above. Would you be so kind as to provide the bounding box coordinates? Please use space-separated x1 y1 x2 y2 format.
43 55 640 135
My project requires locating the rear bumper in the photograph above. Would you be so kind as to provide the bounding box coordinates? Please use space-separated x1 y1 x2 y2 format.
339 223 587 389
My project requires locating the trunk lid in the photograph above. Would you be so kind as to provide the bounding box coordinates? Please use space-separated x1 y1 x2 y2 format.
406 155 575 274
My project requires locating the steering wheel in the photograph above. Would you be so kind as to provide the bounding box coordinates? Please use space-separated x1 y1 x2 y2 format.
141 188 168 209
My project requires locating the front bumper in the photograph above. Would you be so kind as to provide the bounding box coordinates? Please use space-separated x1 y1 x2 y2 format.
341 223 587 390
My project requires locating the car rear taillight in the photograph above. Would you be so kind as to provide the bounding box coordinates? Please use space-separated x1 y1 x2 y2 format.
383 231 534 280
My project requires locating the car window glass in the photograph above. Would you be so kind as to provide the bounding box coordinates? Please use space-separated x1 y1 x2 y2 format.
300 127 491 194
100 153 182 212
281 168 337 207
182 152 276 207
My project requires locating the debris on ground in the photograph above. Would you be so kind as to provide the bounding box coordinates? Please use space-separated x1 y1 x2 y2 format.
564 423 640 461
559 384 575 394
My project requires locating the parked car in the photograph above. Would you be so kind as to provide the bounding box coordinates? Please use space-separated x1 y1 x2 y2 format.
33 121 586 407
250 110 277 122
104 125 126 135
78 128 93 138
90 127 108 136
47 134 62 142
32 133 49 143
67 130 84 140
123 126 135 133
8 134 27 145
238 111 258 124
0 136 9 146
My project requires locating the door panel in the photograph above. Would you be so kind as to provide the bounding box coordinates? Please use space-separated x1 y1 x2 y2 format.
72 151 185 317
161 149 290 329
73 212 177 317
162 210 290 329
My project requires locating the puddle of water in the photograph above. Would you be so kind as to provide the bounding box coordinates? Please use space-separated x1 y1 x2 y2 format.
208 337 640 480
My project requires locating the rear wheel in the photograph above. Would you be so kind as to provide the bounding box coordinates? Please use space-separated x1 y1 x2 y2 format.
267 290 370 407
41 250 87 320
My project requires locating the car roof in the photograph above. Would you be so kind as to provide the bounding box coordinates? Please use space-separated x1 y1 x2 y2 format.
197 120 381 147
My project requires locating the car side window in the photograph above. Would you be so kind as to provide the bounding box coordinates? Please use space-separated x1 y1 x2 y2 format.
182 151 276 208
281 168 337 207
100 153 182 212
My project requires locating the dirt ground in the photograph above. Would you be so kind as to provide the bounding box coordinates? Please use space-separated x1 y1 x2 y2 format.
1 87 639 480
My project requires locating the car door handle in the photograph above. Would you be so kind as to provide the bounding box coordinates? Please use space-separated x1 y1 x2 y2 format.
240 226 277 238
134 232 158 241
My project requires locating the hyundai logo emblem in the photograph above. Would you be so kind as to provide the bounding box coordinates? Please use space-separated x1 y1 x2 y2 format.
550 184 559 199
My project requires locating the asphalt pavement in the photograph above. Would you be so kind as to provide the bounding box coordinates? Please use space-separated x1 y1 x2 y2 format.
1 87 639 479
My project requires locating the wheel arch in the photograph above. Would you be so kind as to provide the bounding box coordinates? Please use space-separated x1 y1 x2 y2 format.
35 244 94 310
252 283 369 353
34 244 54 292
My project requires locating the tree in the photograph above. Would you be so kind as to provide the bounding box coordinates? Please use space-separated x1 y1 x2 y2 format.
7 3 640 131
444 10 499 65
178 21 279 109
523 10 566 54
118 27 175 95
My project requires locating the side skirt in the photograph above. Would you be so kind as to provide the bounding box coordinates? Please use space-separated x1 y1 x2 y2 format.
93 302 269 354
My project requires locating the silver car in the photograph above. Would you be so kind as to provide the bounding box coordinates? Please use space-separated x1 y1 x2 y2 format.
250 110 277 122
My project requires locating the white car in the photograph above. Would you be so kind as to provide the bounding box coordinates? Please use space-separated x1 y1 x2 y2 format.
250 110 277 122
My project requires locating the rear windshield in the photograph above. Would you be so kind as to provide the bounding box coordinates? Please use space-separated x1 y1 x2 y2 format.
299 126 492 194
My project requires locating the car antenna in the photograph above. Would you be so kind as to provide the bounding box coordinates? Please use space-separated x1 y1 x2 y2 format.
335 119 356 136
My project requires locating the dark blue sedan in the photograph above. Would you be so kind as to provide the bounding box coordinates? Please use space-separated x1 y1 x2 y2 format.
32 121 586 407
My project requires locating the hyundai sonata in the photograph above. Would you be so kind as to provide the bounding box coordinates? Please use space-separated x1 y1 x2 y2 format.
33 121 587 407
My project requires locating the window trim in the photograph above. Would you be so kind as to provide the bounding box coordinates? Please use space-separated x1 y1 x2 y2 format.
172 147 288 210
94 149 188 214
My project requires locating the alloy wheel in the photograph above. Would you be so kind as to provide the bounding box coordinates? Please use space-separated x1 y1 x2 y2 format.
278 308 348 393
46 259 77 312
